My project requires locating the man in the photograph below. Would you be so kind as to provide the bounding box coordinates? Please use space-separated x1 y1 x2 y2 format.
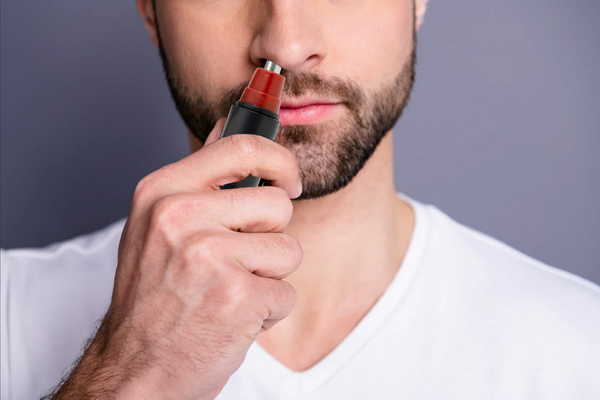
2 0 599 398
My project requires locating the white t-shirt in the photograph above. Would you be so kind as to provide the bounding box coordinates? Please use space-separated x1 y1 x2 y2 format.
2 194 600 399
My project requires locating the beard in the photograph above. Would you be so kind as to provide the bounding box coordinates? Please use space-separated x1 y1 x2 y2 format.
155 24 416 200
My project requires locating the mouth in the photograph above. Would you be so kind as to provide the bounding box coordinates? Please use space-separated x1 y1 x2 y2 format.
279 97 341 126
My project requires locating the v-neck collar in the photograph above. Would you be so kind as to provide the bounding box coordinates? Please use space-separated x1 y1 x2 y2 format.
245 193 431 396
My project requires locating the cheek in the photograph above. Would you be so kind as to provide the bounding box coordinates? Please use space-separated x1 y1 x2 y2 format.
326 0 413 87
156 3 251 96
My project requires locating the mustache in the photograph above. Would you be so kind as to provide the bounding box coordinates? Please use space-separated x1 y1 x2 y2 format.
217 70 365 118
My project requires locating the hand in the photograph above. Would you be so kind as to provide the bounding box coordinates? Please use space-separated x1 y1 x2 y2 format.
48 119 303 400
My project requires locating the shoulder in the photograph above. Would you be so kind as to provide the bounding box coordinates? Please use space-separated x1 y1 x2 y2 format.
415 199 600 353
1 217 126 319
1 219 126 400
396 195 600 397
407 198 600 393
408 195 600 337
423 202 600 310
1 218 126 268
1 218 125 306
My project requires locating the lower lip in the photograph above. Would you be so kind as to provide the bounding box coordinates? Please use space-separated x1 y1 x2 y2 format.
278 104 340 126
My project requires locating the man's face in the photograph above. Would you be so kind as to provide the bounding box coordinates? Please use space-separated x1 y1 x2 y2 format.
148 0 417 200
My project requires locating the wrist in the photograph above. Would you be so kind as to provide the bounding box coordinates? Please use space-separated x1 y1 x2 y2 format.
112 366 167 400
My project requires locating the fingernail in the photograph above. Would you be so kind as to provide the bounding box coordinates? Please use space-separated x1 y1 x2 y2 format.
297 178 303 196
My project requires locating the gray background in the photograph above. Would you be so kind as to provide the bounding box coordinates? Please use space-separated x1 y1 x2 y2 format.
1 1 599 284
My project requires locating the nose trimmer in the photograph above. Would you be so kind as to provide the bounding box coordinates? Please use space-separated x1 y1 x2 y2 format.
219 60 285 189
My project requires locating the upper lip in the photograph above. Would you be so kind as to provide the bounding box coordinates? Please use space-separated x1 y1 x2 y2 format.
280 97 341 109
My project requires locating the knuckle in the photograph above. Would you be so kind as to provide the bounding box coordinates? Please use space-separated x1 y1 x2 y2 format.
224 273 254 304
133 173 158 206
147 198 176 243
222 185 245 212
149 196 183 233
147 194 211 246
277 281 297 313
153 195 178 217
268 185 292 204
214 273 255 322
274 188 294 220
284 235 304 269
228 134 263 160
267 234 302 276
271 234 299 260
263 187 294 225
169 233 223 289
181 232 221 266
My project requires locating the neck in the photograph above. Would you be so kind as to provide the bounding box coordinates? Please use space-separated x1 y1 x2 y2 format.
284 130 412 301
189 129 415 370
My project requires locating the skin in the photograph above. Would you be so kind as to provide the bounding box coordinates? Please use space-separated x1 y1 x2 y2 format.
46 0 429 398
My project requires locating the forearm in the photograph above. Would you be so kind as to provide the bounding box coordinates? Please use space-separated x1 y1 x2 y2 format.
43 337 123 399
42 313 153 400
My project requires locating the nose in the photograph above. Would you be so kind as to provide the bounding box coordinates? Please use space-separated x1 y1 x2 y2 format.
249 0 327 74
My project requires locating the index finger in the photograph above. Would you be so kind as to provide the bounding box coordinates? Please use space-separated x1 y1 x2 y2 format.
165 128 302 198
